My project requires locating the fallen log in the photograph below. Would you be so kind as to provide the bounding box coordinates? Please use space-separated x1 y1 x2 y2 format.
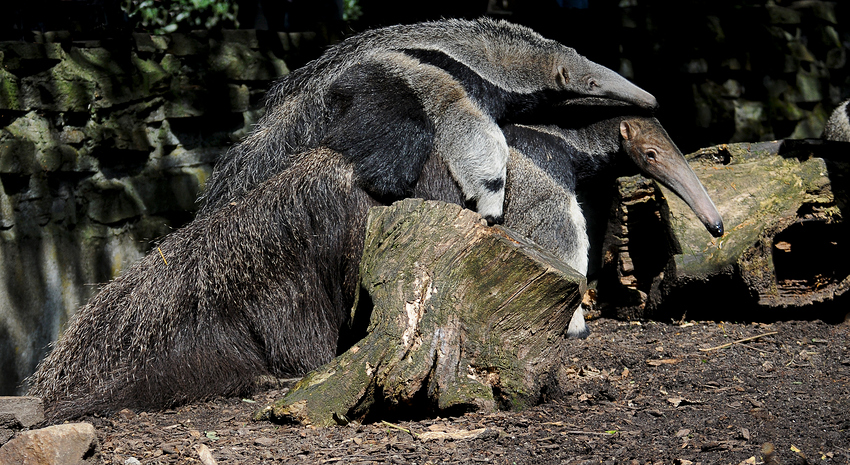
255 199 584 426
597 139 850 323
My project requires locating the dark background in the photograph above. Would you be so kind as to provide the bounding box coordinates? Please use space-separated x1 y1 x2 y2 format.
3 0 849 152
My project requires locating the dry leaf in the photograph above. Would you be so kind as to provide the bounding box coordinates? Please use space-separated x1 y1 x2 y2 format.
195 444 217 465
775 241 792 252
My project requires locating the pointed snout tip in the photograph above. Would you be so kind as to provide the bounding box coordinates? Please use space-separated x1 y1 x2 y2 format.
643 94 659 111
706 219 724 238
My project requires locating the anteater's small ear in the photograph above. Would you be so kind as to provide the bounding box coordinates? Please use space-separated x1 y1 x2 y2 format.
555 64 570 87
620 120 635 141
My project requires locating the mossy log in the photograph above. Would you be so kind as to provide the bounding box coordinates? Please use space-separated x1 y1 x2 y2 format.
255 199 585 426
598 139 849 323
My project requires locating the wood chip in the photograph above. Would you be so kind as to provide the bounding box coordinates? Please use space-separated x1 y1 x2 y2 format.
667 396 702 407
647 358 682 366
417 427 502 442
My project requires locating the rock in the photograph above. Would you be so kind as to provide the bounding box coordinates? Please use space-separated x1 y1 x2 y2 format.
732 101 772 142
767 5 802 24
0 422 99 464
796 69 825 102
254 437 275 446
0 413 20 444
0 28 331 399
0 396 44 428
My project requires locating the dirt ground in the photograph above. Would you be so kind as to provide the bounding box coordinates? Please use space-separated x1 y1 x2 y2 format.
86 318 849 465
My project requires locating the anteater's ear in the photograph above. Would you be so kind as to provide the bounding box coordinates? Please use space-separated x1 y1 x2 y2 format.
555 64 569 88
620 120 636 141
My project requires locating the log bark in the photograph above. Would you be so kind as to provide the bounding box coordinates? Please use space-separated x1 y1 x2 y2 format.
597 139 850 323
255 199 584 426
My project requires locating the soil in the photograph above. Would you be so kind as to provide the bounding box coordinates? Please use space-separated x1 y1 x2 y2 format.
85 318 849 465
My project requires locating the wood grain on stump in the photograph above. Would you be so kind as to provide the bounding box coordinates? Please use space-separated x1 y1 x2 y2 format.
599 140 849 323
256 199 585 426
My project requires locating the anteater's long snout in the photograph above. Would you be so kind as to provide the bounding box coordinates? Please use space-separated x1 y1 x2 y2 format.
657 157 724 238
621 118 723 238
589 62 659 111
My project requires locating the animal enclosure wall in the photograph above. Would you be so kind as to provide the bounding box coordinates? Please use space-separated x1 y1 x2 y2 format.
0 29 332 395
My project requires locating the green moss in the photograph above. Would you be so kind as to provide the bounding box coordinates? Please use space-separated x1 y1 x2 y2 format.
159 54 182 74
69 47 126 76
671 143 836 280
51 76 97 112
131 54 169 94
0 69 21 110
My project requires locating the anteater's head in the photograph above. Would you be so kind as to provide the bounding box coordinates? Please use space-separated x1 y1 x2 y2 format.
552 53 658 111
620 117 724 238
465 18 658 111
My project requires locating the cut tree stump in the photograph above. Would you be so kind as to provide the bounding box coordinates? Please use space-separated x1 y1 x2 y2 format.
255 199 585 426
598 139 849 323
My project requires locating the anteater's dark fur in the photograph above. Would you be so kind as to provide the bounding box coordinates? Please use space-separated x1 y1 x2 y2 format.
28 114 722 421
27 150 381 420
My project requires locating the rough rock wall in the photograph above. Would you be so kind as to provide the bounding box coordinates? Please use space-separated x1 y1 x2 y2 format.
615 0 850 151
0 29 327 395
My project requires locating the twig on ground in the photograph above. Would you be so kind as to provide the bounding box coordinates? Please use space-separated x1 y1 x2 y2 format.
699 331 778 352
382 420 419 437
562 430 626 436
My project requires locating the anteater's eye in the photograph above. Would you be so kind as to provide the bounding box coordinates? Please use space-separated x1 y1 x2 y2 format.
646 149 658 161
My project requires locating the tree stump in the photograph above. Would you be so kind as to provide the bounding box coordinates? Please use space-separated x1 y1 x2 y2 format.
598 139 849 323
255 199 585 426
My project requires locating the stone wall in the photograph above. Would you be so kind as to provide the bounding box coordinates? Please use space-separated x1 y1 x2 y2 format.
507 0 850 152
0 29 330 395
622 0 850 151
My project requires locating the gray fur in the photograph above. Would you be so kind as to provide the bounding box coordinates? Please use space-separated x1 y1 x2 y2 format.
199 17 658 224
502 115 724 338
27 114 720 420
823 99 850 142
27 149 379 420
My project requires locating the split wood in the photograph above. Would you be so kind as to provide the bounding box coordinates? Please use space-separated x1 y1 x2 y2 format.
698 331 778 352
